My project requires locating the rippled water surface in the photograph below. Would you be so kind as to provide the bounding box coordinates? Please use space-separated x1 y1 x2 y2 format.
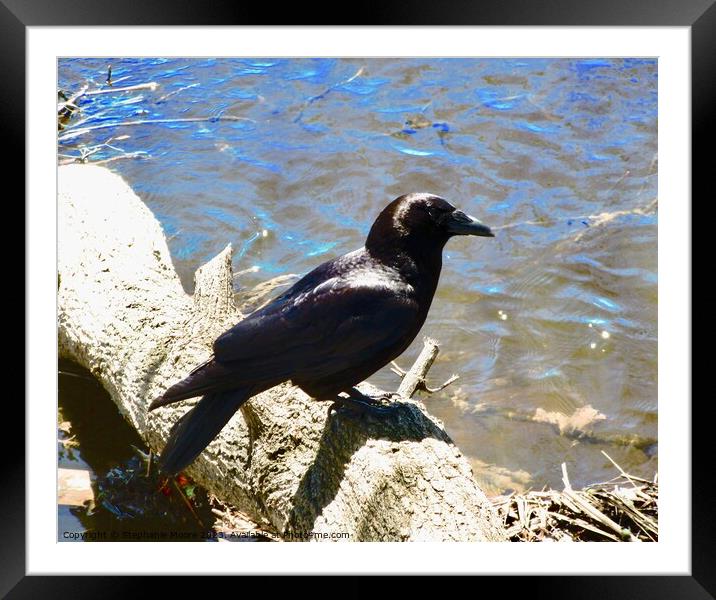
58 57 657 491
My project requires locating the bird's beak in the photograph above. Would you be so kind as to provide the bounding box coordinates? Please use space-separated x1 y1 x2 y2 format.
446 210 494 237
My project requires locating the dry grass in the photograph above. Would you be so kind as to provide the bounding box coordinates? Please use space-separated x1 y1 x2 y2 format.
492 453 658 542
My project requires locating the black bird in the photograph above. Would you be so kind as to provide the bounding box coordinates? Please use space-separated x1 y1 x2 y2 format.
149 193 493 474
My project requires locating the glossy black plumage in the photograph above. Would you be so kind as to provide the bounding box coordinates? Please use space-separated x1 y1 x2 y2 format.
150 193 493 474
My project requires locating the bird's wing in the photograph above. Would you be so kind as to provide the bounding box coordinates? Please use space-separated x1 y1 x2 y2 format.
213 276 419 371
152 269 420 406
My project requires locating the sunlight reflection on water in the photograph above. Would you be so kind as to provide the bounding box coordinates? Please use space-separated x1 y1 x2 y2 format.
58 57 657 492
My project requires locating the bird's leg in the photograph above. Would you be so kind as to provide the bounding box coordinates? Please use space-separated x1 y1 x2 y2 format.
327 388 401 416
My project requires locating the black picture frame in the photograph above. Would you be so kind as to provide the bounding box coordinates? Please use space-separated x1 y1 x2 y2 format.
11 0 704 595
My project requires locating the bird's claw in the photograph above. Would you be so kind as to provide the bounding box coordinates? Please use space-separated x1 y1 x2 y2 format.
373 392 401 403
328 393 402 417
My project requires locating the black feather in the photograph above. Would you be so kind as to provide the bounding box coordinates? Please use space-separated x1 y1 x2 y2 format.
158 387 254 475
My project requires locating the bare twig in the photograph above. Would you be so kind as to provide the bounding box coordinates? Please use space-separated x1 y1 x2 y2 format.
58 85 88 114
59 149 149 166
65 109 111 131
83 82 159 96
423 373 460 393
393 340 459 398
59 115 255 142
549 511 620 541
564 487 637 541
561 462 572 491
390 361 406 377
601 450 639 490
397 337 440 398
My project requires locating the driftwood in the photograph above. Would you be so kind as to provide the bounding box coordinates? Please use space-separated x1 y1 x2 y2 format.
57 164 506 541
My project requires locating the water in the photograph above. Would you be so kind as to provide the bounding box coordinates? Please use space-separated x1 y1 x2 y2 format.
58 57 657 492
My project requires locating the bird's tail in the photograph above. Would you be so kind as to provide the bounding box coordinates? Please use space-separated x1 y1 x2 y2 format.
157 386 253 475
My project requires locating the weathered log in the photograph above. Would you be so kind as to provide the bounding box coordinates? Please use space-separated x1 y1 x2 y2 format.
57 164 506 541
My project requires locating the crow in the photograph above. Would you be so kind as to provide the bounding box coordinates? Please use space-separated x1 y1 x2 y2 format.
149 193 493 474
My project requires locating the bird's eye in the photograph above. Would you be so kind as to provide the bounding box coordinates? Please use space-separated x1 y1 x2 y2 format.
427 206 451 224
